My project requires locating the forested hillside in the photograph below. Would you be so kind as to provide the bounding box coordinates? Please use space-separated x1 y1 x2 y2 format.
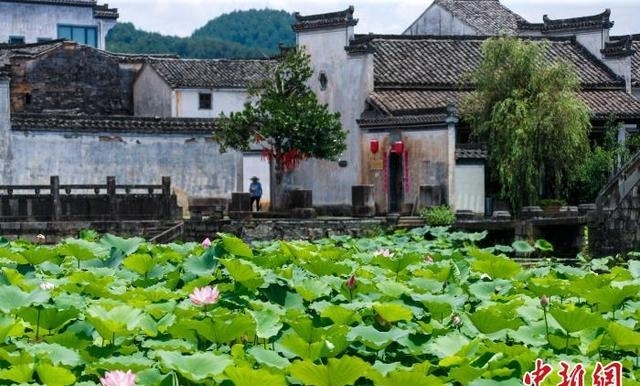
105 9 295 59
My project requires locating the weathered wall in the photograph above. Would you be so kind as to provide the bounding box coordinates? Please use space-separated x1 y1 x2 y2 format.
0 78 10 182
403 5 479 36
361 129 449 213
294 26 373 207
590 185 640 256
0 2 115 49
3 128 243 199
10 43 136 115
174 88 247 118
133 65 172 117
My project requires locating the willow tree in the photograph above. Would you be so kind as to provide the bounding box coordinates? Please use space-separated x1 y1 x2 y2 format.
461 36 590 213
215 46 346 210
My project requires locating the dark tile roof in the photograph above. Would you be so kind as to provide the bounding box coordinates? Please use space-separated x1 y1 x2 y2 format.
368 89 640 119
518 9 613 34
601 36 635 59
0 0 117 19
432 0 527 35
293 6 357 32
613 34 640 86
456 147 487 159
148 58 276 89
358 113 449 128
11 114 218 134
367 36 623 89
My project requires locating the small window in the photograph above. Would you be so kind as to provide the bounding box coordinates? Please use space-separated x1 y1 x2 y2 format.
318 71 328 91
57 25 98 47
199 93 212 110
25 93 31 105
8 36 25 45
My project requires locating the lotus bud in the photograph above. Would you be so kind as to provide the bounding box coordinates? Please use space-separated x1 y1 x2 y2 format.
36 234 46 244
451 313 462 327
346 274 357 290
540 294 549 308
425 255 434 263
201 237 212 248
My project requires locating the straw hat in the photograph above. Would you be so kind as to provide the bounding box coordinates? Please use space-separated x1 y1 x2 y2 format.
250 176 259 181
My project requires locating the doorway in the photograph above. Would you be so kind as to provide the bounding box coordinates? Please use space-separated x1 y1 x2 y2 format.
388 151 404 213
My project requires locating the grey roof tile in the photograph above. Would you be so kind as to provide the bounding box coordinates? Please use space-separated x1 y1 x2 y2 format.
434 0 527 35
519 9 613 34
368 36 623 89
293 6 357 32
149 58 276 89
0 0 117 19
11 113 217 134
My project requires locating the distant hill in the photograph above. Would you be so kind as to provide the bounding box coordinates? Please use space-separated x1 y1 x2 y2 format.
106 9 296 59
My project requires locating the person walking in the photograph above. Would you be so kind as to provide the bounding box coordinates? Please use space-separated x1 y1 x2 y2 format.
249 176 263 212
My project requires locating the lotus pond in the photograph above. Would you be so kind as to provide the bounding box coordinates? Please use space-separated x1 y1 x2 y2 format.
0 227 639 385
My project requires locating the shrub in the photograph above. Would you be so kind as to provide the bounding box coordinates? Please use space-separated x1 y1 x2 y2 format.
419 205 456 226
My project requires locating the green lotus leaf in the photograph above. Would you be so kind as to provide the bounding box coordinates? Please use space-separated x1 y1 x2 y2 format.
373 302 413 322
469 306 523 334
294 277 332 301
15 342 82 367
183 249 219 277
303 258 351 276
509 324 548 347
249 303 283 340
155 350 232 382
191 312 255 344
449 363 486 385
85 304 144 339
376 280 411 298
426 332 470 359
0 247 29 264
21 247 60 265
628 260 640 279
89 353 155 373
225 365 286 386
141 338 194 352
0 314 24 341
58 238 108 261
134 368 174 386
607 322 640 350
0 363 34 384
534 239 554 252
471 255 521 279
279 332 326 361
380 371 444 386
0 286 49 313
99 234 145 256
289 356 371 386
247 346 290 370
549 305 607 333
511 240 535 254
35 363 76 386
18 305 80 332
281 241 314 260
372 253 422 275
319 304 357 325
222 258 264 290
123 253 155 276
347 325 409 350
583 284 640 312
469 378 522 386
220 233 254 258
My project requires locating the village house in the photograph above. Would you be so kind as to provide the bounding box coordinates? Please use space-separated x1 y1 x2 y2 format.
0 0 638 217
0 0 118 50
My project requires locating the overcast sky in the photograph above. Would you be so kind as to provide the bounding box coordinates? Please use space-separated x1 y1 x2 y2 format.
107 1 639 38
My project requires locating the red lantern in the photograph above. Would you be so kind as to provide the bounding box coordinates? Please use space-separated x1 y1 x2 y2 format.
391 140 404 154
369 139 379 154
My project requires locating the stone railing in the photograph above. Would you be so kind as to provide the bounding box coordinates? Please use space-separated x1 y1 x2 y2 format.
0 176 180 221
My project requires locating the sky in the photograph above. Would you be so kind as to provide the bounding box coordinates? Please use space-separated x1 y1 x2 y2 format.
107 0 639 38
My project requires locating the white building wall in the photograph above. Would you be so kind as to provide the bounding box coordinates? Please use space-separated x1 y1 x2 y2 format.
0 2 115 49
294 25 373 206
454 164 485 214
403 4 479 36
174 88 247 118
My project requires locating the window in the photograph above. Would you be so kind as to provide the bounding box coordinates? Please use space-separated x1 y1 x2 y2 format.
57 25 98 47
199 93 212 110
8 36 25 45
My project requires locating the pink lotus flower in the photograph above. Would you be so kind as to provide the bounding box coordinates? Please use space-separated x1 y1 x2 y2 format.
36 234 46 244
189 285 220 306
425 255 434 264
346 275 357 290
100 370 136 386
540 294 549 308
39 281 55 291
373 249 394 258
201 238 212 248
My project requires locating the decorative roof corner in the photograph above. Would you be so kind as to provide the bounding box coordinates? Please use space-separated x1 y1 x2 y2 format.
292 6 358 32
345 34 375 55
539 9 614 33
94 3 118 19
601 35 636 59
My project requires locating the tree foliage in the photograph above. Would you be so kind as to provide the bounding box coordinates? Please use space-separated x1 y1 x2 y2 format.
461 36 591 213
215 47 346 209
106 9 295 59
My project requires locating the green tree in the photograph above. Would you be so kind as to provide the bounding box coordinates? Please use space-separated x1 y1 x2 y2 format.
461 36 591 214
215 47 346 210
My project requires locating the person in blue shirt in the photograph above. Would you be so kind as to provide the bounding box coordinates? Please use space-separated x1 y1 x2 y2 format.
249 176 263 211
